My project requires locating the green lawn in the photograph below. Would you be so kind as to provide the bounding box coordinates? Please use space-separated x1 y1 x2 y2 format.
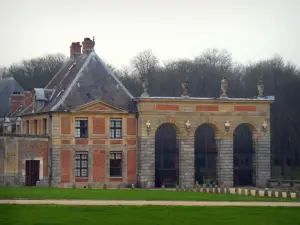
1 205 299 225
0 187 299 202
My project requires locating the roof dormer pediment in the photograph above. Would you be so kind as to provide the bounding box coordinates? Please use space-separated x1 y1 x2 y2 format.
72 99 127 113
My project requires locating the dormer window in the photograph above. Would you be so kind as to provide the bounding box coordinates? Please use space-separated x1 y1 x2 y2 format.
33 88 47 112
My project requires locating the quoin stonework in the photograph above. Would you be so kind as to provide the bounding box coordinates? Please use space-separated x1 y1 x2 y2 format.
0 37 274 188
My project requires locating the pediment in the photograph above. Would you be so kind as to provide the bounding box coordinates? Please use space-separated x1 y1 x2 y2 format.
73 100 127 113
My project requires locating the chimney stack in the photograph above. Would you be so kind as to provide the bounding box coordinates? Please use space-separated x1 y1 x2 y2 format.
82 37 95 56
9 91 32 114
70 42 82 58
10 92 24 114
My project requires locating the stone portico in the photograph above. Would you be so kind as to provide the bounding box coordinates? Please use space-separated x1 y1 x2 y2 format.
136 97 272 188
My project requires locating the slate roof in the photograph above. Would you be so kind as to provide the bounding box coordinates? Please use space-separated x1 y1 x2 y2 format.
0 77 24 117
19 51 134 116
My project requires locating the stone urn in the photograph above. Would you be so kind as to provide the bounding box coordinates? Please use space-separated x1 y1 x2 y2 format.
220 77 228 98
257 76 264 98
181 76 189 97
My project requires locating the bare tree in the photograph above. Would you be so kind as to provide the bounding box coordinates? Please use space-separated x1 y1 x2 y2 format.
0 53 66 90
164 59 193 74
131 50 159 81
195 48 232 72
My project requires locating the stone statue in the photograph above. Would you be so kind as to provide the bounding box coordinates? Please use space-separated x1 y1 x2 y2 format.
181 76 189 97
220 77 228 98
141 78 149 98
257 76 264 98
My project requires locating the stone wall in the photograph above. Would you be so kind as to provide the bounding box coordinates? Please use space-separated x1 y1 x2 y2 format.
179 137 194 188
138 137 155 188
217 138 234 187
136 97 272 188
0 136 49 186
256 136 271 187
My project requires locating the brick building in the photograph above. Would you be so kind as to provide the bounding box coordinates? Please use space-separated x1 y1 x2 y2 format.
0 37 274 188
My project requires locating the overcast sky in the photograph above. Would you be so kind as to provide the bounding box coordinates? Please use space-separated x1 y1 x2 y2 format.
0 0 299 68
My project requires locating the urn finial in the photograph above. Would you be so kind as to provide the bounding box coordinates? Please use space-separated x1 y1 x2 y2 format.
220 77 228 98
182 76 189 97
257 75 264 98
141 78 150 98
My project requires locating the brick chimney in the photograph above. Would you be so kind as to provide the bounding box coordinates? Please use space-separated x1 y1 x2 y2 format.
82 37 95 56
10 92 24 114
70 42 82 58
24 91 33 108
10 91 33 114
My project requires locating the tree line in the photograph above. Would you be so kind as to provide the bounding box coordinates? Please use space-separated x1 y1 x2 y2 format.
1 49 300 180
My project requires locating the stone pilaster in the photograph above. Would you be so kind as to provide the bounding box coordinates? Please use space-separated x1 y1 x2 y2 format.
255 136 271 188
88 151 93 184
138 137 155 188
179 137 194 188
217 138 233 187
51 149 61 186
122 149 128 184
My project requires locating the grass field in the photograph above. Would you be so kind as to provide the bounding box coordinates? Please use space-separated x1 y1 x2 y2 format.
1 205 300 225
0 187 299 202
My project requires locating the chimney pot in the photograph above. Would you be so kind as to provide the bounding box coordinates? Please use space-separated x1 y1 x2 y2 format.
70 42 82 58
82 37 95 56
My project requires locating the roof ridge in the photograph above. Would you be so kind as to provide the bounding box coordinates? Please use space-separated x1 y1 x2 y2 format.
94 53 134 99
18 102 33 116
51 53 94 111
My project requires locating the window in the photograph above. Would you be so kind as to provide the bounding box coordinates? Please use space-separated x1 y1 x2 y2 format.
110 152 122 177
75 118 88 138
43 118 47 135
110 119 122 139
34 120 38 135
26 120 29 134
75 152 88 177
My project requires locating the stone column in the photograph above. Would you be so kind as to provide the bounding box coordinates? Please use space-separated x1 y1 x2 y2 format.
255 136 271 188
138 137 155 188
179 137 194 188
217 138 233 187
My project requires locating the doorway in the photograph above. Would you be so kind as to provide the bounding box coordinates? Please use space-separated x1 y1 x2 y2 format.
194 124 217 185
155 123 179 188
233 124 255 186
25 160 40 186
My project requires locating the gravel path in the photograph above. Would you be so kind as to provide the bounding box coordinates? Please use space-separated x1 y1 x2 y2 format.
1 200 300 207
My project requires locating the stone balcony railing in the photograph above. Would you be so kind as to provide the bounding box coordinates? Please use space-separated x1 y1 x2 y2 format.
0 133 49 139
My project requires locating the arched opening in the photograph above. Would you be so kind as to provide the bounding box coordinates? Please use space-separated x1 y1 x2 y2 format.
233 124 255 186
155 123 179 188
194 124 217 185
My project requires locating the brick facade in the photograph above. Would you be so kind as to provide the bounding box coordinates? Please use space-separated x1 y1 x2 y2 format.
93 150 105 182
61 150 71 183
1 98 273 188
